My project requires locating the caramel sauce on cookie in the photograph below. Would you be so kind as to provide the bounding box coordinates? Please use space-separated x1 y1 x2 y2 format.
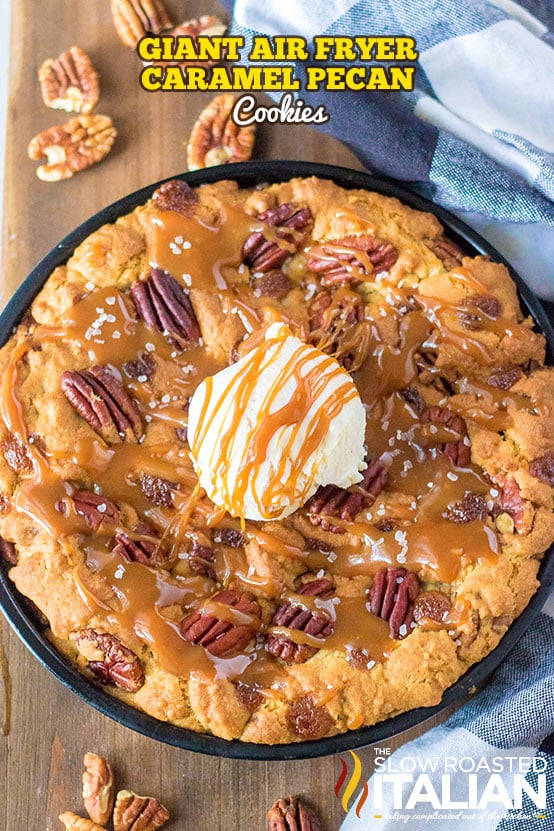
2 191 534 700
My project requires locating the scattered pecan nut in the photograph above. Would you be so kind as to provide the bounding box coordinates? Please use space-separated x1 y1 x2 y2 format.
267 578 334 664
64 491 120 531
286 695 333 741
268 795 324 831
212 527 246 547
130 269 201 348
28 115 116 182
369 567 419 639
411 591 451 625
487 365 524 390
400 385 426 415
187 540 216 579
139 474 176 508
180 589 260 657
443 491 488 524
1 433 33 474
59 812 107 831
111 0 173 48
74 629 144 692
153 16 227 68
529 451 554 487
307 461 388 533
495 478 526 532
39 46 99 115
112 790 170 831
242 203 313 273
113 523 165 565
0 537 17 565
308 288 366 370
186 93 255 170
459 294 502 329
421 407 470 467
415 351 453 395
152 178 198 216
123 353 156 382
424 235 464 270
83 752 115 827
307 233 398 286
61 365 142 444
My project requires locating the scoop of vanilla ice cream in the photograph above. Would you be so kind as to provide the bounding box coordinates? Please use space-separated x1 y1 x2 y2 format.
187 322 366 521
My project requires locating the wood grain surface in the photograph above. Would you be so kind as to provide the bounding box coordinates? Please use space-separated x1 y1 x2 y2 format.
0 2 458 829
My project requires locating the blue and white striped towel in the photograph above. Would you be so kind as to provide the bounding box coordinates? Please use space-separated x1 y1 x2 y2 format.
223 0 554 300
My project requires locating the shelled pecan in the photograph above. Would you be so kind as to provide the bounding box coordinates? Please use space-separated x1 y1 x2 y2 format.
0 537 17 565
70 491 119 531
268 795 324 831
212 527 246 547
130 269 201 348
112 790 170 831
286 695 333 741
424 235 464 270
267 578 334 664
153 16 227 68
180 589 260 657
242 203 313 273
28 115 116 182
83 752 115 826
74 629 144 692
139 474 177 508
61 365 142 443
369 567 419 638
308 288 367 370
487 365 524 390
495 478 526 532
186 93 255 170
415 351 454 394
152 178 198 216
1 433 33 474
411 591 451 625
39 46 99 115
529 451 554 487
187 541 216 579
122 353 156 382
59 813 107 831
459 294 502 329
113 523 165 565
111 0 172 48
306 233 398 286
307 461 388 532
253 269 293 298
443 491 488 524
421 407 470 467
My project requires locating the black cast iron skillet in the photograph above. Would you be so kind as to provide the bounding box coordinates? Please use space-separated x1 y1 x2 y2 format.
0 161 552 760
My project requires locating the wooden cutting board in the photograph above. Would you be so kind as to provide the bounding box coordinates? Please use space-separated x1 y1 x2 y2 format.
0 2 453 829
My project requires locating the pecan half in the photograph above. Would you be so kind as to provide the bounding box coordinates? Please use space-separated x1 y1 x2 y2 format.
112 790 170 831
28 115 116 182
0 537 17 565
180 589 260 657
83 752 115 827
400 385 426 415
212 527 246 548
307 462 388 533
411 591 451 624
459 294 502 329
130 269 200 348
286 695 333 741
307 234 398 286
369 567 419 638
308 288 366 370
62 365 142 443
421 407 470 467
39 46 99 115
186 93 255 170
1 433 33 474
267 578 334 664
424 235 464 270
415 351 454 395
495 478 526 533
111 0 173 48
152 179 198 216
268 795 323 831
253 270 293 298
123 353 156 382
488 365 524 390
59 813 107 831
529 451 554 487
139 474 176 508
113 523 165 565
443 491 487 524
66 491 120 531
187 541 216 579
242 203 313 273
74 629 144 692
153 16 227 68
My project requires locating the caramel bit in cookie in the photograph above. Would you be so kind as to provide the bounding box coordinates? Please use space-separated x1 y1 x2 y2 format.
411 591 451 625
123 353 156 382
253 269 293 299
111 0 173 48
235 682 264 712
243 203 313 273
369 567 419 639
28 115 116 182
39 46 99 115
267 795 324 831
267 578 335 664
212 527 246 548
186 93 255 170
1 433 33 474
139 474 177 508
180 589 260 657
152 178 198 216
59 812 107 831
307 461 388 533
529 451 554 487
286 696 333 741
443 491 488 524
0 537 17 565
130 269 201 348
306 233 398 286
74 629 145 692
488 365 524 390
83 752 115 827
61 365 142 443
112 789 170 831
